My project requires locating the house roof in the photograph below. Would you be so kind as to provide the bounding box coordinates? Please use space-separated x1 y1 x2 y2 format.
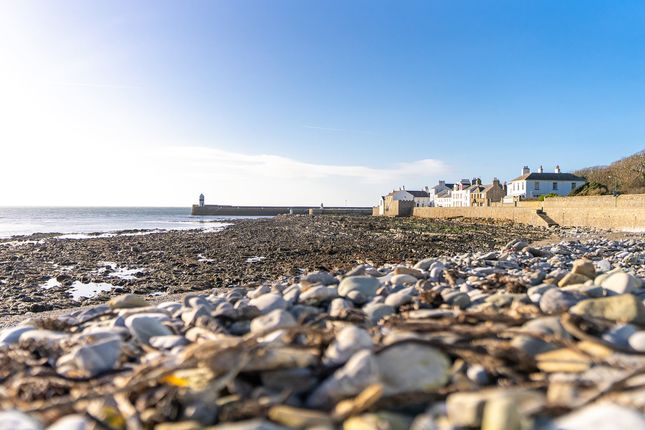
466 184 486 192
436 189 451 198
431 183 455 191
510 172 586 182
384 190 430 198
482 181 503 192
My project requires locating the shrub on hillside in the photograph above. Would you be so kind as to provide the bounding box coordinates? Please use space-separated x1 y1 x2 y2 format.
570 182 610 196
575 150 645 194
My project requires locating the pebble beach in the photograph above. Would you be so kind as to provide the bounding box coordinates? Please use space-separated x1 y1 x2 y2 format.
0 216 643 429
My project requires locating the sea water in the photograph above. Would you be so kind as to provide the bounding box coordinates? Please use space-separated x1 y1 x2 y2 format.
0 207 251 238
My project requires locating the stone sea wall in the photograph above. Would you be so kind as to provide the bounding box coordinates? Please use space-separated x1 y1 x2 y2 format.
541 195 645 229
410 195 645 230
544 207 645 230
413 207 551 227
542 194 645 209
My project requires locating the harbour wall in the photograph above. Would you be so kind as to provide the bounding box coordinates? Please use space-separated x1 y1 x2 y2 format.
192 205 372 216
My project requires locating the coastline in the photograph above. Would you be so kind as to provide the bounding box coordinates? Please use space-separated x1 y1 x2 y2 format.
0 215 567 317
0 215 643 428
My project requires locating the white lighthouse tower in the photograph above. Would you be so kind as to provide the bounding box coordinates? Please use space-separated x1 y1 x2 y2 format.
199 193 205 207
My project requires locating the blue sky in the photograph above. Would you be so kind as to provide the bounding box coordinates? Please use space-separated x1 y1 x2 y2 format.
1 1 644 206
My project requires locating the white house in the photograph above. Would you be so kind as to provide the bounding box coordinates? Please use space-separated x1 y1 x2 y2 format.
378 187 432 214
427 180 454 206
408 190 432 207
434 189 453 207
507 165 586 199
451 179 478 207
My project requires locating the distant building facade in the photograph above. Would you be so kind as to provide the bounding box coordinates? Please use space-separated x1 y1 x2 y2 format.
451 179 474 207
507 165 586 199
378 187 432 215
471 178 506 206
408 190 432 207
434 189 453 207
427 181 454 207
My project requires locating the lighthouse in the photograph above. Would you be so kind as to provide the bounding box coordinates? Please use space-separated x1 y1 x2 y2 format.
199 193 205 207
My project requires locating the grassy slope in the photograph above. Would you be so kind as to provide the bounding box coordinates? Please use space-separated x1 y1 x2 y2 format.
574 150 645 195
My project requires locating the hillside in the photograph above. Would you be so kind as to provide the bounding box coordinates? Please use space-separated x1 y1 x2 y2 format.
574 150 645 195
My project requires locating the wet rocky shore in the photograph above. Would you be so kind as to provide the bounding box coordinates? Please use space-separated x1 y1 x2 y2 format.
0 216 643 429
0 216 550 316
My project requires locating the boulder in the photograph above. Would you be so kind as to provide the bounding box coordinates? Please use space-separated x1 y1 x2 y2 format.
569 295 645 325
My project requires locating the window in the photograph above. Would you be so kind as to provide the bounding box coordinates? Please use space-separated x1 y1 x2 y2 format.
535 181 540 190
553 182 558 190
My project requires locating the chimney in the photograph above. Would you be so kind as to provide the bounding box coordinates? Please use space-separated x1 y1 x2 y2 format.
493 177 500 186
439 180 445 187
555 165 561 173
538 165 544 173
522 166 530 175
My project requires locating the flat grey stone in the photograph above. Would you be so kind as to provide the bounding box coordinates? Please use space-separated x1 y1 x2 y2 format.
601 272 641 295
47 414 90 430
628 331 645 352
299 285 338 304
149 335 189 350
0 326 34 347
338 276 380 299
553 402 645 430
363 303 395 324
124 313 172 344
0 411 42 430
249 294 287 314
376 342 450 395
250 309 296 334
323 325 373 366
539 288 583 314
307 349 380 409
57 338 122 377
302 271 338 286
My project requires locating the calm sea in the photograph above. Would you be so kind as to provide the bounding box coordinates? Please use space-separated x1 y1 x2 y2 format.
0 207 244 238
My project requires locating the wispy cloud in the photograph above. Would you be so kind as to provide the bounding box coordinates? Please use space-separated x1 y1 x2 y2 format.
158 146 449 184
0 143 452 206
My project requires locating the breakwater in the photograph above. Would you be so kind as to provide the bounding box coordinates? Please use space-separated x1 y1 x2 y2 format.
192 204 372 216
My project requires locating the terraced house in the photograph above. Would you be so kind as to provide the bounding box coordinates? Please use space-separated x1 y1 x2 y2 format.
470 178 506 206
